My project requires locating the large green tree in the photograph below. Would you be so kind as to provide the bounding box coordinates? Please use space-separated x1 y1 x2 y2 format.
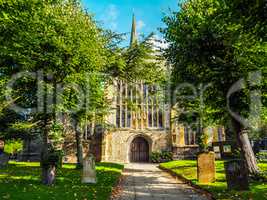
163 0 266 175
0 0 109 184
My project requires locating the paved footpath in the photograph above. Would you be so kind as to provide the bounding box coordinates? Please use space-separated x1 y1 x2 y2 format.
112 163 208 200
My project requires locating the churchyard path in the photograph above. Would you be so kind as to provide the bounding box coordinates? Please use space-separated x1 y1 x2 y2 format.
111 163 209 200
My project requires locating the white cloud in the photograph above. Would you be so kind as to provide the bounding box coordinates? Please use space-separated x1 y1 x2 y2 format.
103 4 119 30
107 4 118 19
136 20 146 30
149 34 169 51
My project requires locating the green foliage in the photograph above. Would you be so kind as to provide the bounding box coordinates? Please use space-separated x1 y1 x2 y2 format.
0 161 124 200
49 121 64 149
199 132 210 152
3 139 23 155
160 160 267 200
256 152 267 162
163 0 267 129
0 0 115 176
108 34 166 84
151 151 173 163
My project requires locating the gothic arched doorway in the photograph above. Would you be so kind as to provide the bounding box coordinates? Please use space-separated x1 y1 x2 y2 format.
130 137 149 163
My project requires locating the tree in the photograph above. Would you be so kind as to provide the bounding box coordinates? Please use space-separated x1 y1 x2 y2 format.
0 0 109 184
62 72 108 169
163 0 266 175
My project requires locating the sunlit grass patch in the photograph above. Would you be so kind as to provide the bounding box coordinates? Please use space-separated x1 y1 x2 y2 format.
160 160 267 200
0 161 123 200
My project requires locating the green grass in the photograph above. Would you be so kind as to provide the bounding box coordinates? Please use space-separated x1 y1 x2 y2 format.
0 161 124 200
160 160 267 200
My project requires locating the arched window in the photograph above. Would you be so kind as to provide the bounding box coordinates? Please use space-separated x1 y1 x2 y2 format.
115 81 164 129
184 127 196 145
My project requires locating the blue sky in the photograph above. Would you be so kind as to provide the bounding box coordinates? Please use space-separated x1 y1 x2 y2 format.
82 0 179 45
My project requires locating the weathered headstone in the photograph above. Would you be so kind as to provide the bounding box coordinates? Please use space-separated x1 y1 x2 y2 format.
0 153 9 168
0 141 8 168
213 146 221 159
0 140 4 149
197 152 216 183
224 160 249 190
223 145 232 153
82 154 96 184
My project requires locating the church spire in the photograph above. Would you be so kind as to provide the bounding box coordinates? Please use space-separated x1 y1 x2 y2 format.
130 14 137 46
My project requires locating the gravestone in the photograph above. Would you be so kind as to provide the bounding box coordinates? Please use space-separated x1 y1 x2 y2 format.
0 153 9 168
213 146 221 159
0 140 4 149
197 152 215 183
223 145 232 153
82 154 96 184
0 141 8 168
224 160 249 190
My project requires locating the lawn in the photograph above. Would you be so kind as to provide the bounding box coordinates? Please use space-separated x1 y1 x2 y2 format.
160 160 267 200
0 161 124 200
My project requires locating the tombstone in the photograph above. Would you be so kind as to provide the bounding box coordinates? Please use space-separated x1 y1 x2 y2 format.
0 153 9 168
82 154 96 184
0 141 9 168
224 160 249 190
213 146 221 159
223 145 232 153
197 152 216 183
0 140 4 150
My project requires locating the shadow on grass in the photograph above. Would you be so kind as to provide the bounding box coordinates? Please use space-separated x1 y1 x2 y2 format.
97 162 124 170
0 162 124 200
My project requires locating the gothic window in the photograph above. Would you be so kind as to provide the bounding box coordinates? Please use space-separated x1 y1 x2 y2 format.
121 105 126 127
158 110 163 128
148 106 153 127
127 111 131 127
116 83 120 104
115 81 164 129
184 127 197 145
153 106 157 127
218 127 224 142
116 106 120 127
143 85 147 100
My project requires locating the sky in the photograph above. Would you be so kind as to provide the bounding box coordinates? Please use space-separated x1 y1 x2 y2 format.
82 0 179 46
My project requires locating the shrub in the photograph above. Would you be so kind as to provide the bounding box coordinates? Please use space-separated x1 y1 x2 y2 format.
3 139 23 155
151 151 173 163
256 151 267 162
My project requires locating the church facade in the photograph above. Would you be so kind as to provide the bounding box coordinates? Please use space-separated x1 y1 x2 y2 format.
95 16 225 163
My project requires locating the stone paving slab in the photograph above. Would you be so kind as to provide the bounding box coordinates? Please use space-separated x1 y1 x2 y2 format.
111 163 208 200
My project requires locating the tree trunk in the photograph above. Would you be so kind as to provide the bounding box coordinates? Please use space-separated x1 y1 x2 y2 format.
231 118 260 175
74 120 83 169
41 79 56 185
238 129 260 175
41 119 54 185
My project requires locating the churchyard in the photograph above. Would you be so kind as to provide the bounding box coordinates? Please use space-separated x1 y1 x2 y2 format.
0 161 123 200
160 160 267 200
0 0 266 199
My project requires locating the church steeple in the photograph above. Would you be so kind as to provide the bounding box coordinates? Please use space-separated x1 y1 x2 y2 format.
130 14 138 46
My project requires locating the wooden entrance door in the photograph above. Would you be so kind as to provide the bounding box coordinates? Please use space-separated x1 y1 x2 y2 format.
130 137 149 163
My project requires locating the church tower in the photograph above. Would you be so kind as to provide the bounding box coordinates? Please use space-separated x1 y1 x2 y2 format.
130 14 138 46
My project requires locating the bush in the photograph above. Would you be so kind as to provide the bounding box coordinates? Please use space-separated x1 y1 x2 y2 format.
4 139 23 155
151 151 173 163
256 151 267 162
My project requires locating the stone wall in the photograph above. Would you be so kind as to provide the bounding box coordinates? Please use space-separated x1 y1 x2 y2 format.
172 146 199 159
102 129 171 163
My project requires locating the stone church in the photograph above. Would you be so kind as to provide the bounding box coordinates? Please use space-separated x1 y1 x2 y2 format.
20 15 225 163
88 15 225 163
